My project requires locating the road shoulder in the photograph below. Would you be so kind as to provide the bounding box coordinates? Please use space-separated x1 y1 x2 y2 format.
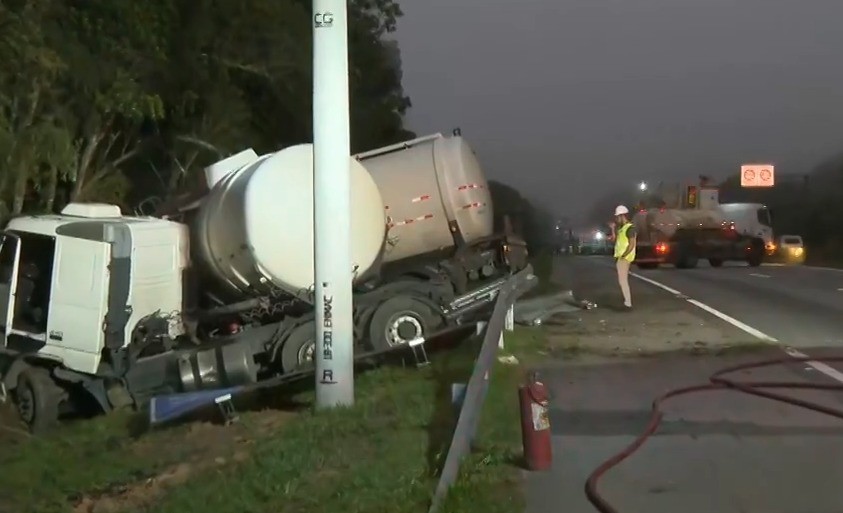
513 256 843 513
508 255 769 363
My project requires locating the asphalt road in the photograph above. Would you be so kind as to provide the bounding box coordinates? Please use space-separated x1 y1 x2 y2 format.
626 260 843 350
525 256 843 513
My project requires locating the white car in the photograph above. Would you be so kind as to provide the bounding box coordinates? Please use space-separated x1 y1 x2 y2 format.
777 234 805 264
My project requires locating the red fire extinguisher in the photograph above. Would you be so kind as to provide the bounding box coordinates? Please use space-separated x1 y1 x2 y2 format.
519 372 552 471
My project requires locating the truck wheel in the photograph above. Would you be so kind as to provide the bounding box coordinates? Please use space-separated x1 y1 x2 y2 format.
280 320 317 374
746 240 764 267
368 296 444 352
708 258 724 268
677 253 699 269
15 366 66 434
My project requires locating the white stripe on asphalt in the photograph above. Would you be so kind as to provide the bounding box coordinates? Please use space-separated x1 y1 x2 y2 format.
749 273 770 278
629 272 683 296
807 266 843 272
629 272 843 384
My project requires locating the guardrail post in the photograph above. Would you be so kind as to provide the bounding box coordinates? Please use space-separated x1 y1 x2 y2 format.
428 267 536 513
476 321 487 336
498 305 514 350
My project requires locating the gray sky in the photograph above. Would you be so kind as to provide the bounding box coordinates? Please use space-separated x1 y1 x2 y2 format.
393 0 843 221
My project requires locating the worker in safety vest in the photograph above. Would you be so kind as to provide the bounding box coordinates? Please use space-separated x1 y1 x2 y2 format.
612 205 636 309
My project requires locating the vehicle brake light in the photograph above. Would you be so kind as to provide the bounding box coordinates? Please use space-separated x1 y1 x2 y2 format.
655 242 668 254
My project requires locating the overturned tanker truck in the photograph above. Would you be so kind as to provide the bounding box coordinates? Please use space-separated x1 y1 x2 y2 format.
0 131 528 431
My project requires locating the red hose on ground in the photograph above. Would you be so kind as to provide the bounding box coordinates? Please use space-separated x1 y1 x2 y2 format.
584 355 843 513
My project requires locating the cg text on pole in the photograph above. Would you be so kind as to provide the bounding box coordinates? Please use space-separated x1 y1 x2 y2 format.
314 12 334 28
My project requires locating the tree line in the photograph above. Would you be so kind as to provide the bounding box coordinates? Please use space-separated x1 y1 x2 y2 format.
719 156 843 260
488 180 558 250
0 0 414 222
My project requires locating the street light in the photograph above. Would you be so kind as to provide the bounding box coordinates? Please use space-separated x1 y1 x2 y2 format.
638 181 648 192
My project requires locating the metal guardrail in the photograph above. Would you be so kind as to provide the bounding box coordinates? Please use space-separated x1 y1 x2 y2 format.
428 266 538 513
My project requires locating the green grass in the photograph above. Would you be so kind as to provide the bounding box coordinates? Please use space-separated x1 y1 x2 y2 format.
499 324 775 366
0 339 528 513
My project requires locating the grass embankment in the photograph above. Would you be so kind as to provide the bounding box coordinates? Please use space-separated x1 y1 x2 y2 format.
0 338 528 513
0 254 560 512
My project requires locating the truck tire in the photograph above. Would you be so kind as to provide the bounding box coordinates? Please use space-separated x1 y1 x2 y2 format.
280 320 317 374
368 296 444 352
676 254 699 269
15 366 66 434
746 240 764 267
708 258 724 268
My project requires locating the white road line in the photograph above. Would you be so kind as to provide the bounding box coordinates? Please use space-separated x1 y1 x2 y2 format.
685 299 777 342
629 273 843 384
748 273 770 278
629 272 683 296
807 266 843 272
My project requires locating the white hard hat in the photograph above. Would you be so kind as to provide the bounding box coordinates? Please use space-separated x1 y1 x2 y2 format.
614 205 629 216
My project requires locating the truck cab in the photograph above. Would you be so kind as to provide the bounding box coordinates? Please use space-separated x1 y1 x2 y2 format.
0 204 188 413
718 203 774 253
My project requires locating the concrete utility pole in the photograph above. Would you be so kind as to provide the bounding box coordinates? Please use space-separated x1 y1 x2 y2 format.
312 0 354 408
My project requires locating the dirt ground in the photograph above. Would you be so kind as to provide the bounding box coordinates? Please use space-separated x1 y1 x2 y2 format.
515 256 768 361
0 388 299 513
0 400 30 441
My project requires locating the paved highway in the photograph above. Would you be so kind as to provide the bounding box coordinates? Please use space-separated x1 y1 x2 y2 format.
526 257 843 513
627 261 843 351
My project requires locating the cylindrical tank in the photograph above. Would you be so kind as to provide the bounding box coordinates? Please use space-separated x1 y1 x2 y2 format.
192 144 386 303
355 133 494 263
634 208 725 241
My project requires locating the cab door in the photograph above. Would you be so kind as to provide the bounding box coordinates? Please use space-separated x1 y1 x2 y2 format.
0 233 21 345
47 236 110 361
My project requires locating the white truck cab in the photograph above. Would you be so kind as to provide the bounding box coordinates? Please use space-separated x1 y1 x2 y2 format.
0 204 188 422
718 203 774 250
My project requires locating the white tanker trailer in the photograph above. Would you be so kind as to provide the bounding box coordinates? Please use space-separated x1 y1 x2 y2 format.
633 192 771 269
0 131 527 431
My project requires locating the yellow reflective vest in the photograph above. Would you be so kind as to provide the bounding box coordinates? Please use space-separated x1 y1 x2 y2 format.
614 222 636 262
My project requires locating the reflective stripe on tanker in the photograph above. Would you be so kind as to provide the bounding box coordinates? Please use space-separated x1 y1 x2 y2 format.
385 182 486 228
457 183 486 210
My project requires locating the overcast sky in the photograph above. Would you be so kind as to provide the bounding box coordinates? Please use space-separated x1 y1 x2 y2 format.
393 0 843 221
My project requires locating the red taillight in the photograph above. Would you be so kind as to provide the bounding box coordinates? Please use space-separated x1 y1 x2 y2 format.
655 242 668 254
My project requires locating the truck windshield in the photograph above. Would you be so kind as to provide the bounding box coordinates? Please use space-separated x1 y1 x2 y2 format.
756 207 772 227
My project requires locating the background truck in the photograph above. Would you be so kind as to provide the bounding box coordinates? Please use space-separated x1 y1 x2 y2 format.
633 183 772 269
0 131 528 432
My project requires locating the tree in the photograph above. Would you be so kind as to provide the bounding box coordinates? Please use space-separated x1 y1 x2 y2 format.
488 180 555 250
0 0 73 217
0 0 417 218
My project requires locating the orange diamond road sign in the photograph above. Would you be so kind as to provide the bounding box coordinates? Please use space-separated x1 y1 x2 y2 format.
740 164 775 187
